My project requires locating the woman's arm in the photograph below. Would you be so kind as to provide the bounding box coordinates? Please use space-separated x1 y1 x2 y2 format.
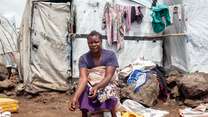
89 66 116 98
73 67 88 98
69 67 88 111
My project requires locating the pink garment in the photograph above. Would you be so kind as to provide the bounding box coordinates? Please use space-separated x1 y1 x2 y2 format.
102 3 126 50
123 6 132 32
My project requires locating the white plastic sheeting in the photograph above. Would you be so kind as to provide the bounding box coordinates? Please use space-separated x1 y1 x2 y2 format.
0 16 18 68
0 16 17 54
163 0 188 72
184 0 208 73
72 0 163 78
19 1 71 92
164 0 208 73
122 99 169 117
30 2 71 91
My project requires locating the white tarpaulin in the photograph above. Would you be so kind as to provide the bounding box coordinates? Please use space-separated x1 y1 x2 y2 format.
19 1 71 92
0 16 17 54
184 0 208 73
162 0 188 72
164 0 208 73
0 16 18 68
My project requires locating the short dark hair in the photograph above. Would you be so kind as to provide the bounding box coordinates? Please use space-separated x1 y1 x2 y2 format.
87 30 102 41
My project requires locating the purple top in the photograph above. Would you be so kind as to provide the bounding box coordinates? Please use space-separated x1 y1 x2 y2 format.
79 49 119 69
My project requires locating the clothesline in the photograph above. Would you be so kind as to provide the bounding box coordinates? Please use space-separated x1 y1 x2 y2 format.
115 1 184 9
71 33 186 41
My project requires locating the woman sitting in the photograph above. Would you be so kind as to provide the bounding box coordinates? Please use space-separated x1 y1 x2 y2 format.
69 30 119 117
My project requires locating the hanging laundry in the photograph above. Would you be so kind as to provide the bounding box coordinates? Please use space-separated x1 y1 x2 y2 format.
102 3 126 50
131 6 144 24
123 5 144 32
151 4 171 33
151 0 157 7
169 4 182 23
123 6 131 32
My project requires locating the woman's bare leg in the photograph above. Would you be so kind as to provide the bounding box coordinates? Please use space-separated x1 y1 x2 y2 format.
82 109 88 117
91 111 103 117
111 107 116 117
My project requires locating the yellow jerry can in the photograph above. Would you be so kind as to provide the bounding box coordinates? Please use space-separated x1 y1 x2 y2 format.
121 111 144 117
0 98 19 112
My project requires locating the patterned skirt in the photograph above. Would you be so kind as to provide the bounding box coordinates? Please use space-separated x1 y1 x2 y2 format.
79 86 117 112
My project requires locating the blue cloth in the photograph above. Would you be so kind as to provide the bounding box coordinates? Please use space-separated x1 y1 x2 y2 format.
127 69 148 92
127 69 144 84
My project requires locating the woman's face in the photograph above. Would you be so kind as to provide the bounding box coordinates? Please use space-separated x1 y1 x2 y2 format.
87 35 102 53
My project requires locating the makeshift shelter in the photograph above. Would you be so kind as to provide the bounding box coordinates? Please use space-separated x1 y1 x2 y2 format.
0 15 18 68
19 0 72 92
18 0 208 92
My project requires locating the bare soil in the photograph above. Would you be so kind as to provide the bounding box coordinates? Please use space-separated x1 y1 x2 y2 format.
11 92 184 117
12 92 81 117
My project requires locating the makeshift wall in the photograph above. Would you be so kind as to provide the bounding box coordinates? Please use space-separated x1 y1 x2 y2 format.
0 15 18 68
19 0 72 92
162 0 188 72
164 0 208 73
19 0 34 89
0 16 17 54
72 0 164 78
184 0 208 73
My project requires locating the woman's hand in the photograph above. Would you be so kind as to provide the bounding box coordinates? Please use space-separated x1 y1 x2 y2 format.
68 67 88 111
69 96 79 111
88 86 98 99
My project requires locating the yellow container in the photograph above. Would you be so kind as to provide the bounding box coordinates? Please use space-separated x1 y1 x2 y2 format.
0 98 19 112
121 111 144 117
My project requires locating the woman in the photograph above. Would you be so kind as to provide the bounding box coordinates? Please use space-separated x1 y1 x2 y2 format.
69 30 119 117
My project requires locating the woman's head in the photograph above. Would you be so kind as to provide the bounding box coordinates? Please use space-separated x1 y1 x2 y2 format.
87 31 102 53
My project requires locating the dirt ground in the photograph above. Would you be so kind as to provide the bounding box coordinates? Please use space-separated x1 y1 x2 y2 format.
11 92 184 117
12 92 81 117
